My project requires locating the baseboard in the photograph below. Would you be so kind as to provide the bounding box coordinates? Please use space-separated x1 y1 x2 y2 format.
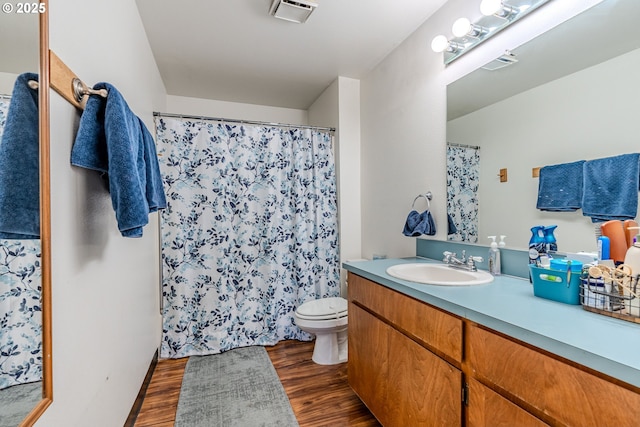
124 349 159 427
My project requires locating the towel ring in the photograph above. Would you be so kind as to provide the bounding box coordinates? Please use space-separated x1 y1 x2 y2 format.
411 191 432 210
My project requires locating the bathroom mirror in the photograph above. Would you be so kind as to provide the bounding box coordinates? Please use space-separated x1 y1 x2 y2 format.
446 0 640 252
0 2 52 425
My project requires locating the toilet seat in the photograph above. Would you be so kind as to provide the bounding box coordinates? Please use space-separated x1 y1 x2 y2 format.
295 297 348 321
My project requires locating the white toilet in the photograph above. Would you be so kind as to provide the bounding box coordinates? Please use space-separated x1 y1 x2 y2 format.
293 296 348 365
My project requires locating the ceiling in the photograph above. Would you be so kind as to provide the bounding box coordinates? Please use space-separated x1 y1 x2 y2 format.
135 0 449 110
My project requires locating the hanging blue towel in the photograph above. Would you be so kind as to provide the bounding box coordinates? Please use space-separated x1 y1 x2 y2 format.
447 213 457 235
536 160 585 211
71 83 166 237
403 210 436 237
582 153 640 222
0 73 40 239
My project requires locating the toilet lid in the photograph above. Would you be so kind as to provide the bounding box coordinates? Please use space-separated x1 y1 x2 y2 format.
296 297 348 320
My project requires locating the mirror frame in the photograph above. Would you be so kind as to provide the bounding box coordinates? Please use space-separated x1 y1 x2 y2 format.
20 1 52 424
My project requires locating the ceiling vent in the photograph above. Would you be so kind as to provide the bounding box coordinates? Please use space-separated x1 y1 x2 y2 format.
269 0 318 24
481 51 519 71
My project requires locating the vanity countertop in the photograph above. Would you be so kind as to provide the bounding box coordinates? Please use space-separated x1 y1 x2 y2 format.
343 257 640 389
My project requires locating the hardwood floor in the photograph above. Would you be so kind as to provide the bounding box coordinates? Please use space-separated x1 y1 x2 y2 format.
133 340 380 427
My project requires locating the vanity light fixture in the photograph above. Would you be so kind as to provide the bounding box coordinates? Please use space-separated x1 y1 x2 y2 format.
452 17 485 38
431 35 462 53
480 0 519 18
431 0 551 64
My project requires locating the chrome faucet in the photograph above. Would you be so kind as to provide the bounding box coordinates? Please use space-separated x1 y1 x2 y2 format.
443 250 483 272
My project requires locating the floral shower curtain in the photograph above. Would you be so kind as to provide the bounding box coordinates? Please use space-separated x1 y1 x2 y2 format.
155 117 340 359
447 143 480 243
0 97 42 389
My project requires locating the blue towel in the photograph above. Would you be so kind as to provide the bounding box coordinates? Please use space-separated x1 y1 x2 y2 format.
582 153 640 222
0 73 40 239
536 160 585 211
447 213 457 235
403 210 436 237
71 83 166 237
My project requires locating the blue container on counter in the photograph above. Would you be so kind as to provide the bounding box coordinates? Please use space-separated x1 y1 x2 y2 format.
529 260 583 305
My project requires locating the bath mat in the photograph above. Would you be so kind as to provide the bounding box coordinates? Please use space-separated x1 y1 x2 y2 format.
0 381 42 427
174 346 299 427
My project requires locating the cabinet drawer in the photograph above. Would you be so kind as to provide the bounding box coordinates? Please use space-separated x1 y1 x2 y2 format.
348 273 463 363
467 324 640 427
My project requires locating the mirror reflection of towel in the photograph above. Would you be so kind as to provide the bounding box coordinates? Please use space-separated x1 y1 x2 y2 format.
537 160 585 211
0 72 40 239
447 214 457 235
403 210 436 237
582 153 640 222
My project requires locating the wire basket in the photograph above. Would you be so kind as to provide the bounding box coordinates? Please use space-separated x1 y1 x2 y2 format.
580 264 640 324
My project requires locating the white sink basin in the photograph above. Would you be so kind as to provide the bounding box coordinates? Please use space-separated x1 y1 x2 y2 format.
386 263 494 286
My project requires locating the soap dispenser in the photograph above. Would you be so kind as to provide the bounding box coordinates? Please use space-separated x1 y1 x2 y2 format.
498 235 506 248
488 236 501 275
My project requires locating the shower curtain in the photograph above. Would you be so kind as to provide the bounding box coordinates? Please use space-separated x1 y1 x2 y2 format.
447 143 480 243
0 97 43 389
155 117 340 359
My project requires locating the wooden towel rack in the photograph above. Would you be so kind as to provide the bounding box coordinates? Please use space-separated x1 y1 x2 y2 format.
49 50 107 110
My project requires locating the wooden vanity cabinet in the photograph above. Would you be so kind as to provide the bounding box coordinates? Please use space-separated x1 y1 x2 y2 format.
467 378 549 427
348 273 640 427
348 273 463 427
467 324 640 427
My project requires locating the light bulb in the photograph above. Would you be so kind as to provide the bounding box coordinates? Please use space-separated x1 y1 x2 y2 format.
431 35 449 53
480 0 503 16
452 18 472 37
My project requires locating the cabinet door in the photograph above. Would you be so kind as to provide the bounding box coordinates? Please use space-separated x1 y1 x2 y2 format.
386 326 462 427
348 303 390 425
467 378 549 427
468 325 640 427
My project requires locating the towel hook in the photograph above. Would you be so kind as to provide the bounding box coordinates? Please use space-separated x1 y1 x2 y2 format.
72 77 108 103
411 191 432 210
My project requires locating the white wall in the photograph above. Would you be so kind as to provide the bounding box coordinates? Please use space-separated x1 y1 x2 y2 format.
165 95 308 125
309 77 362 295
0 72 18 95
36 0 166 425
449 48 640 252
359 0 602 259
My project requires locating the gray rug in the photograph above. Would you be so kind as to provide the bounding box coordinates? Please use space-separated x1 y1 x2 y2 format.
175 346 299 427
0 381 42 427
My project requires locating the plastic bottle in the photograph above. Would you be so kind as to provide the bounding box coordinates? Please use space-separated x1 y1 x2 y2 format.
488 236 501 276
622 239 640 316
543 225 558 253
598 236 610 261
529 226 546 267
498 235 506 248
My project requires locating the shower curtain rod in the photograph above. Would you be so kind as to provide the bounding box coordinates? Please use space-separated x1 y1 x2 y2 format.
447 142 480 150
153 112 335 133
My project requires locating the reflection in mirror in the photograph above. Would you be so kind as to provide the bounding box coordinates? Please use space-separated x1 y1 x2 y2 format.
0 8 44 427
447 0 640 252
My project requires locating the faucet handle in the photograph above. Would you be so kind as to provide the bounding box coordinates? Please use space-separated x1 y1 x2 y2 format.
467 255 483 271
